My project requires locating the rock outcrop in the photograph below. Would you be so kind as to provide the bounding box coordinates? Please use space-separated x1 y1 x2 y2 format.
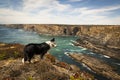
74 36 120 60
3 24 120 59
1 24 120 80
3 24 120 48
69 53 120 80
0 43 94 80
76 26 120 50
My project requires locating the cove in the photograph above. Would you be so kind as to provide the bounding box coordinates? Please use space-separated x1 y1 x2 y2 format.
0 26 119 80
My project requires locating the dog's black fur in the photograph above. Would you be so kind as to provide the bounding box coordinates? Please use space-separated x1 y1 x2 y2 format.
23 38 55 63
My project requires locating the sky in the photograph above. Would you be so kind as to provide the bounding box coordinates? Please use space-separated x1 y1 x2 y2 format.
0 0 120 25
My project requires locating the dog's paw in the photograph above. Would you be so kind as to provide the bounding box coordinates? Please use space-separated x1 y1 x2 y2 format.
22 58 24 64
30 60 34 63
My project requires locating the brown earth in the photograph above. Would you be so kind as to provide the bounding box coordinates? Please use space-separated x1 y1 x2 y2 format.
0 43 94 80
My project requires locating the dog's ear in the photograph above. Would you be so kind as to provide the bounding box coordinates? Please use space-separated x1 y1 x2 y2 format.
51 38 55 42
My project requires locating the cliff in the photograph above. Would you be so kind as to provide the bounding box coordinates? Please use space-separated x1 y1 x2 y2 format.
76 26 120 49
4 24 120 48
3 24 120 59
69 53 120 80
0 43 94 80
1 24 120 79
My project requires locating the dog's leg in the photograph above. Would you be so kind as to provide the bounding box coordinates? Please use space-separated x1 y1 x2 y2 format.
24 54 28 61
28 57 32 63
28 55 34 63
40 53 45 59
22 53 28 64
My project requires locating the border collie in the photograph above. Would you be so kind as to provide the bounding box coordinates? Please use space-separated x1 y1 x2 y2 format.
22 38 56 63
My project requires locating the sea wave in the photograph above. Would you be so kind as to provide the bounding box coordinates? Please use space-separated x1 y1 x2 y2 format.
82 63 92 71
103 55 110 58
64 52 70 56
18 29 23 32
115 63 120 66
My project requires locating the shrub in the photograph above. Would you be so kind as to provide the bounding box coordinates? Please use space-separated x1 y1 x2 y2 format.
9 70 22 77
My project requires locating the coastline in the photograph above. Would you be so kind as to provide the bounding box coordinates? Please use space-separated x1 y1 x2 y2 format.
68 53 120 80
1 24 120 79
74 37 120 60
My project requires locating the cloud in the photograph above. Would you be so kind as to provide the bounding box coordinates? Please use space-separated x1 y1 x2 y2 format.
23 0 52 12
68 0 82 2
23 0 70 12
69 5 120 25
0 0 120 25
73 5 120 15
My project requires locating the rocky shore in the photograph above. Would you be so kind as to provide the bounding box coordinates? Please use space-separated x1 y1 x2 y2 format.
74 36 120 60
1 24 120 80
0 43 94 80
3 24 120 47
2 24 120 48
68 53 120 80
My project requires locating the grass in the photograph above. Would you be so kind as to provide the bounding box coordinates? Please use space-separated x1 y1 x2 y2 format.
27 76 33 80
0 43 95 80
0 43 24 60
0 52 6 60
70 72 94 80
9 70 22 77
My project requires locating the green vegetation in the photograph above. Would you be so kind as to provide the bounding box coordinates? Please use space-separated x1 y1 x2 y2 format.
27 76 33 80
0 43 24 60
0 52 6 60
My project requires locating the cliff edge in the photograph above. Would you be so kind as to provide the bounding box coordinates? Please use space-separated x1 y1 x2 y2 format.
4 24 120 48
0 43 94 80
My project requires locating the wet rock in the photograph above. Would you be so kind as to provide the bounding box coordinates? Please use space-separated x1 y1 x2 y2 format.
75 36 120 60
69 53 120 80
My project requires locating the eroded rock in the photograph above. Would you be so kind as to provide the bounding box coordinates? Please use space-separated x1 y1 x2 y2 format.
69 53 120 80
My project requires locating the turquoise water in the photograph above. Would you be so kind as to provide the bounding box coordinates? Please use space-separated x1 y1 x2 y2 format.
0 26 120 80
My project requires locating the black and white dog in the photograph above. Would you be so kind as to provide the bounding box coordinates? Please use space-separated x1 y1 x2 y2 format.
22 38 57 63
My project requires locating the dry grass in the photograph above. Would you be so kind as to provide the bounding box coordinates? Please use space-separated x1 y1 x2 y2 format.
0 43 94 80
0 43 24 60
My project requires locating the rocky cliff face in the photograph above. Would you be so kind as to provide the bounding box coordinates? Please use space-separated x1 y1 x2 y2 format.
76 26 120 49
69 53 120 80
4 24 120 49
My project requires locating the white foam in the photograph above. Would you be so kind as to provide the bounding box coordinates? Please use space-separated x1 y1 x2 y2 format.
78 46 83 48
78 46 87 50
82 63 92 71
103 55 110 58
81 48 87 51
115 63 120 65
70 49 82 52
70 40 76 43
18 29 23 32
89 52 94 54
82 63 96 73
64 52 69 56
69 43 74 46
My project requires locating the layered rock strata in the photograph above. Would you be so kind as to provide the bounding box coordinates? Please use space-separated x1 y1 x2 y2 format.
69 53 120 80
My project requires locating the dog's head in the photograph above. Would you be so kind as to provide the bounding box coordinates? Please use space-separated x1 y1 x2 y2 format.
46 38 57 48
